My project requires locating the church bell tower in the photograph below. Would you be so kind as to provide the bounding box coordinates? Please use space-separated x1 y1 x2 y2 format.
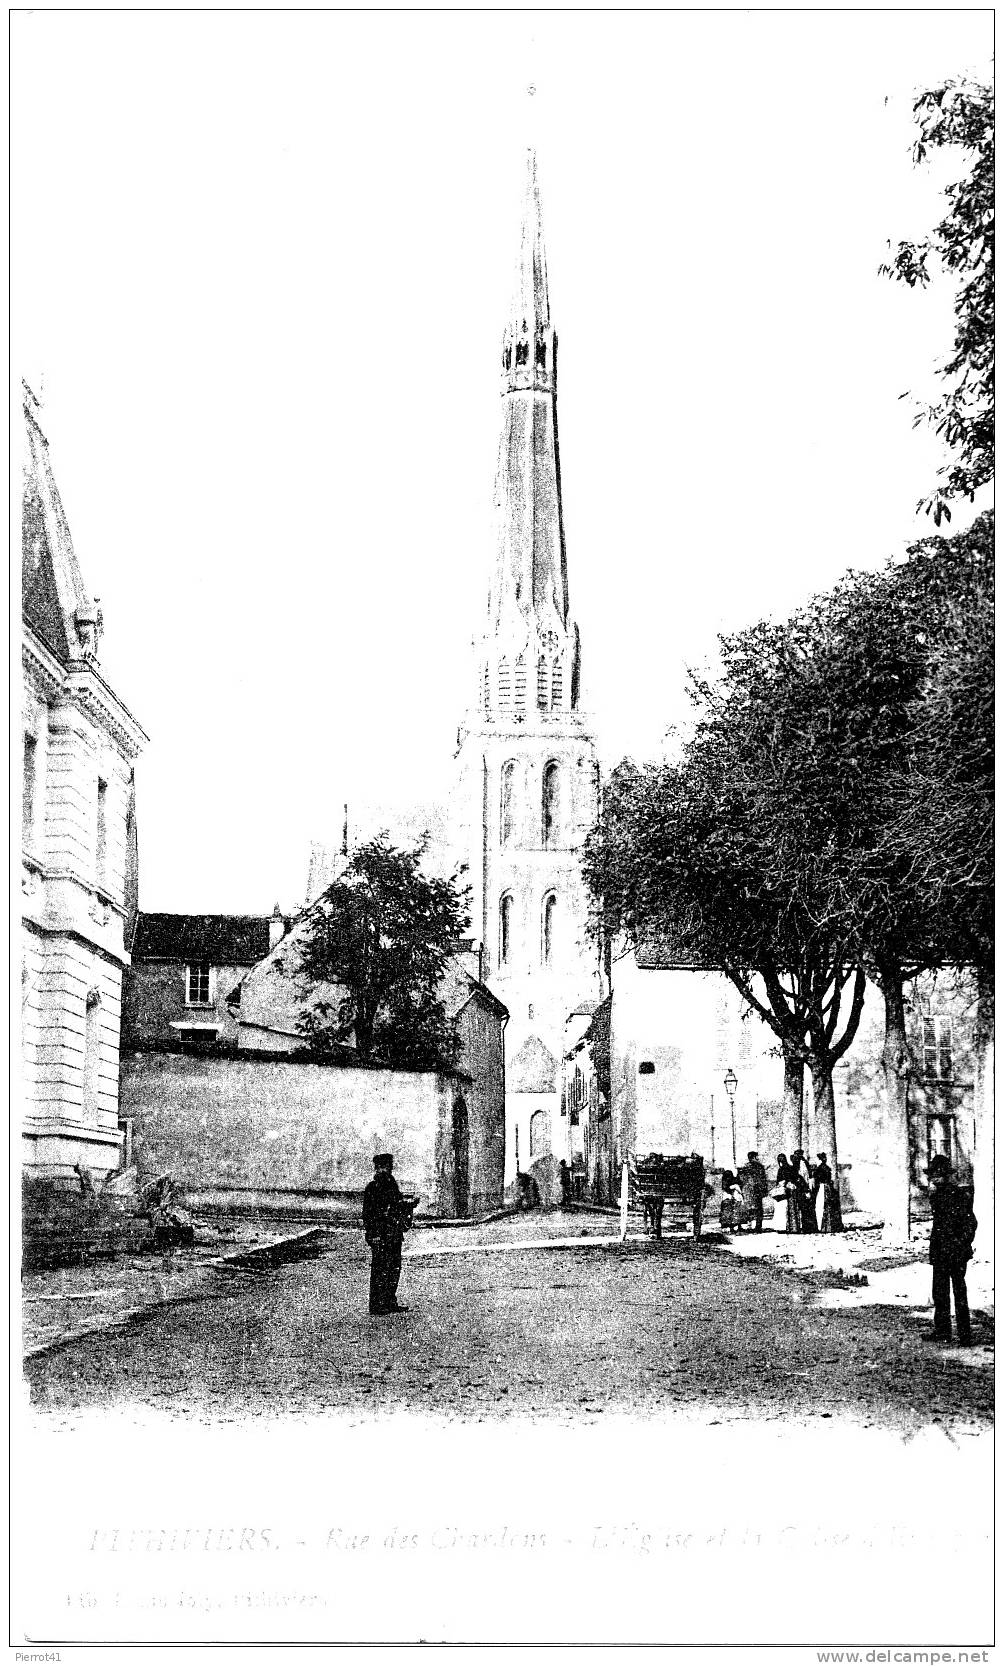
455 150 603 1191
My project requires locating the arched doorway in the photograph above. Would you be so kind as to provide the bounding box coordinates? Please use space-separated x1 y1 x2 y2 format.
452 1096 470 1217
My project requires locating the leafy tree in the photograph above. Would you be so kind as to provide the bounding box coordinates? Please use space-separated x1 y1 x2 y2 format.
882 511 994 1223
584 616 875 1204
802 514 992 1233
880 77 994 523
289 836 470 1072
585 515 993 1236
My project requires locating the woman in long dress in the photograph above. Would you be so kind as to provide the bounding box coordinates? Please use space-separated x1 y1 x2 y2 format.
720 1169 746 1232
813 1152 838 1233
775 1153 798 1233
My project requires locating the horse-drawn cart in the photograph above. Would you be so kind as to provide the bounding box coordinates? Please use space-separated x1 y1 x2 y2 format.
629 1153 707 1239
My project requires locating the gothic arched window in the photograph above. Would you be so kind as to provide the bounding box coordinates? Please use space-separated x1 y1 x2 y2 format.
500 894 513 968
543 892 557 966
482 665 491 720
542 762 560 847
537 655 549 711
514 654 527 718
551 659 563 710
498 659 511 711
501 762 515 845
530 1107 549 1157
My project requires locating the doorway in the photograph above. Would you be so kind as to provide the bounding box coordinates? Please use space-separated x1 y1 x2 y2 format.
452 1096 470 1217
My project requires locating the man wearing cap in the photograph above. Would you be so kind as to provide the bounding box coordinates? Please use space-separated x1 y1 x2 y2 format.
362 1153 412 1317
925 1155 977 1346
739 1151 769 1233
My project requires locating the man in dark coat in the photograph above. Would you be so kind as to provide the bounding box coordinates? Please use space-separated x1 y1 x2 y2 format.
362 1153 412 1316
740 1150 769 1233
925 1155 977 1346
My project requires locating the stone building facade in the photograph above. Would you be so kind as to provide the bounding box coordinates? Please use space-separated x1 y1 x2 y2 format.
595 933 978 1226
21 385 147 1178
122 911 283 1049
453 152 604 1195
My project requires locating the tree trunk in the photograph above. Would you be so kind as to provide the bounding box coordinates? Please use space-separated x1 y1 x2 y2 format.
972 962 994 1246
808 1060 843 1230
782 1049 805 1155
879 969 912 1242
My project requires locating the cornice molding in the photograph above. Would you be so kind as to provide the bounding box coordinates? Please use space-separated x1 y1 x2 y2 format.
23 627 148 759
63 668 148 760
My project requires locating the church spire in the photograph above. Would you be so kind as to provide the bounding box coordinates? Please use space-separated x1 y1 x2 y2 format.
483 149 579 722
502 148 552 393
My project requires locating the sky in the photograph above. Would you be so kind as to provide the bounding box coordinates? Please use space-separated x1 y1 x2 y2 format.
12 10 993 915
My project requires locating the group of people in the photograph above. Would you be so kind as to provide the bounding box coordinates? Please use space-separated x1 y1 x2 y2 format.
718 1147 839 1234
719 1152 769 1233
774 1148 839 1234
362 1148 978 1348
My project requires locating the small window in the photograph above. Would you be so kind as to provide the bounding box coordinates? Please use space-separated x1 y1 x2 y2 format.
551 659 563 710
96 779 108 887
499 896 513 969
922 1015 954 1081
498 659 511 710
22 734 37 845
83 989 101 1119
639 1060 656 1076
537 656 549 711
530 1107 549 1157
543 892 556 966
542 762 559 847
186 962 212 1006
501 762 515 845
927 1113 956 1168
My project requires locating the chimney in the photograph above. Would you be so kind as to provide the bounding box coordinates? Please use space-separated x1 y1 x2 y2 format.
269 903 285 951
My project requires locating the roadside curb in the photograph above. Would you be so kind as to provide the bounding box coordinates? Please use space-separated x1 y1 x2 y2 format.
22 1226 329 1363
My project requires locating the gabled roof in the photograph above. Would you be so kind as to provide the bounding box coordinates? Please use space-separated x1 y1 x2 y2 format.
22 387 92 665
133 913 272 965
509 1033 558 1094
634 923 711 972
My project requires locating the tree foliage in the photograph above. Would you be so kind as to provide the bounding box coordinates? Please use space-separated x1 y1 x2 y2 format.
880 77 994 523
583 512 994 1185
882 509 994 974
290 836 470 1072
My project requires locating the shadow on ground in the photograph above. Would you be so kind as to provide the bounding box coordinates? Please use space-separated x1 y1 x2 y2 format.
24 1232 993 1429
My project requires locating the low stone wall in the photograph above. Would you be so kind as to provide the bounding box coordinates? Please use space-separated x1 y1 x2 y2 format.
120 1050 461 1215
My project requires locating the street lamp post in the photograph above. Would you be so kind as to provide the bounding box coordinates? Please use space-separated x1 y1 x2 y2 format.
723 1068 738 1169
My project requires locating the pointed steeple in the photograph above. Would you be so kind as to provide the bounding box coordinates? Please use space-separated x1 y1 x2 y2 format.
480 150 579 725
502 149 553 393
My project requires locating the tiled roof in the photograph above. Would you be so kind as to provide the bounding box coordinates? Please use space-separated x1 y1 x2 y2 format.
22 392 90 665
634 923 711 971
133 913 272 965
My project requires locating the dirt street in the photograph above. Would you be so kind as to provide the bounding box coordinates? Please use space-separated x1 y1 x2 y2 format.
24 1214 993 1428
